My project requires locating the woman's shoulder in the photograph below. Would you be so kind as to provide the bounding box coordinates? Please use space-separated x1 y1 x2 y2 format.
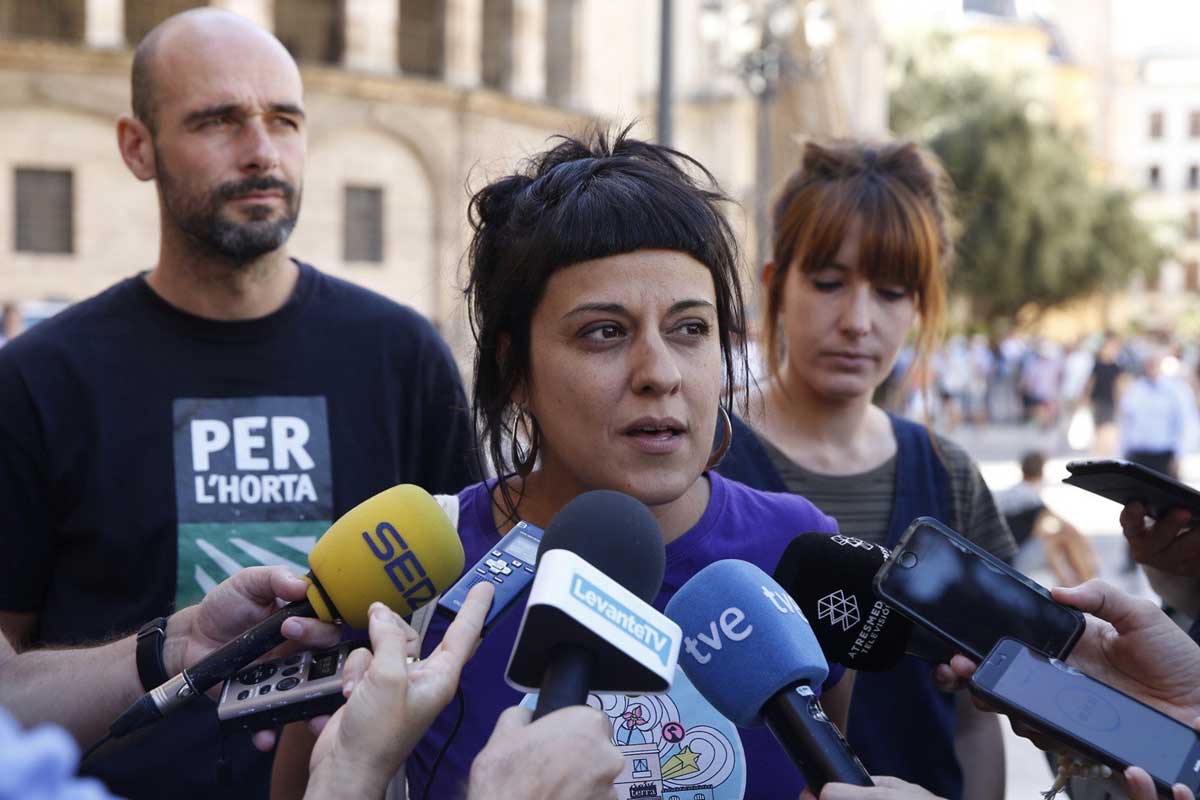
712 471 838 534
927 430 985 476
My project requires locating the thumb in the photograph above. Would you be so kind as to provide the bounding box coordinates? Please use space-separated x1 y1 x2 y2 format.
1052 579 1152 634
491 705 533 737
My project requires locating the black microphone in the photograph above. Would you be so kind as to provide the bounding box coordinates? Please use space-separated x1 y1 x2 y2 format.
503 490 674 720
773 533 955 669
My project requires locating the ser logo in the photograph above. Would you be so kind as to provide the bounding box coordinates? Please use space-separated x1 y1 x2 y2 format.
362 522 436 606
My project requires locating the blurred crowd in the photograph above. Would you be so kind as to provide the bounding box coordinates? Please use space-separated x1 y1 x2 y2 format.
879 331 1200 456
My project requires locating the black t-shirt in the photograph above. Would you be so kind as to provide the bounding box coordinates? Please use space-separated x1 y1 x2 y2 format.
0 261 477 799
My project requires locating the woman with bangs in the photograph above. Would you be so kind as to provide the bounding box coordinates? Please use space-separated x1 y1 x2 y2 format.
719 141 1016 800
272 128 851 800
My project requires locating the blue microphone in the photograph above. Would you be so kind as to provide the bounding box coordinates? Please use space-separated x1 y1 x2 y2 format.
665 559 873 791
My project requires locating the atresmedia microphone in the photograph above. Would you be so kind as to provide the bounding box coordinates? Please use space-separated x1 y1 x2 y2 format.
665 559 872 791
774 532 954 669
504 490 681 720
111 484 465 737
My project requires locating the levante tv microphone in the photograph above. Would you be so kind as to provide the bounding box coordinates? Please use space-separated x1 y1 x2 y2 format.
665 559 872 791
505 490 681 721
773 532 954 669
110 484 466 738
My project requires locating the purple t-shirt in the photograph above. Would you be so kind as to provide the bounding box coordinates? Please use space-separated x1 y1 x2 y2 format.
408 471 841 800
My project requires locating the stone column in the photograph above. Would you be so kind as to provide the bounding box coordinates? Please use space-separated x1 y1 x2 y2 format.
509 0 545 99
343 0 400 73
84 0 123 49
444 0 483 87
209 0 274 31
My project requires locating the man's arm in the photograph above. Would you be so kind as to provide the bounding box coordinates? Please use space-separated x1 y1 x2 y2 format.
0 566 340 748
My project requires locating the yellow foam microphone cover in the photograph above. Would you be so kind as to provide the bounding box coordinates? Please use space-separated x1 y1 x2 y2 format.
303 484 465 627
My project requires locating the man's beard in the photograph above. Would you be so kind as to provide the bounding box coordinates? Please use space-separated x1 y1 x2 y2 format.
158 161 302 266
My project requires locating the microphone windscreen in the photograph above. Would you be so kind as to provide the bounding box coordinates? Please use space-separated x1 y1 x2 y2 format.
665 559 827 727
306 484 465 626
774 533 910 671
535 490 665 603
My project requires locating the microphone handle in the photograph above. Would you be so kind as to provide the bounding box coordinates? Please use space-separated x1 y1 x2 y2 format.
764 682 874 791
181 598 317 696
531 643 593 721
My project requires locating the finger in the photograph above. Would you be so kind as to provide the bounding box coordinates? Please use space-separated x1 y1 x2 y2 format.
1124 766 1158 800
341 646 373 695
1120 502 1148 535
949 654 979 680
252 729 277 752
430 582 494 667
230 566 308 607
308 714 331 737
267 566 314 603
366 603 416 671
491 705 533 737
799 790 818 800
1177 783 1197 800
932 664 960 692
1052 579 1159 633
279 617 341 649
820 781 877 800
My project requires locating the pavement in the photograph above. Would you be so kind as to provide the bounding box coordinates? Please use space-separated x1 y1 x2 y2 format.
940 422 1195 799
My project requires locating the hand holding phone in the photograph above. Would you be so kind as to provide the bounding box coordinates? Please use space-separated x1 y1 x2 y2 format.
1064 459 1200 523
970 638 1200 797
873 517 1084 662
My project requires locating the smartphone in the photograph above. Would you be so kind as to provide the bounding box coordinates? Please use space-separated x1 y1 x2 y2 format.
436 520 544 634
971 638 1200 795
873 516 1085 661
216 641 368 734
1064 459 1200 524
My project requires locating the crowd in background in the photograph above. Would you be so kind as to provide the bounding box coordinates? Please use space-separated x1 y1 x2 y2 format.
872 330 1200 455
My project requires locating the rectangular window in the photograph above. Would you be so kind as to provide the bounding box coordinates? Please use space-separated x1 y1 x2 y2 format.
15 168 74 254
1191 111 1200 138
1150 110 1165 139
1186 260 1200 292
1189 165 1199 190
1188 210 1200 241
343 186 384 264
1149 164 1162 190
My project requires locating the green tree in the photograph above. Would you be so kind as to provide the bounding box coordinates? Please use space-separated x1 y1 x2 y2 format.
890 57 1162 324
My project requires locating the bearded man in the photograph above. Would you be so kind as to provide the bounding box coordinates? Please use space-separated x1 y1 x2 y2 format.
0 10 475 799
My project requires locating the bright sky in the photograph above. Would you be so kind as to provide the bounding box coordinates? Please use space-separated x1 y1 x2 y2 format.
1109 0 1200 55
876 0 1200 57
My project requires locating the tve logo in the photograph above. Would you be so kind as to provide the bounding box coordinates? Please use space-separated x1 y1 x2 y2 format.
570 574 675 666
682 583 805 665
362 522 437 608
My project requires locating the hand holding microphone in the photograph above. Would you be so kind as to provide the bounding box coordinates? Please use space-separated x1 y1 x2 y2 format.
665 559 872 792
504 490 680 719
111 484 466 738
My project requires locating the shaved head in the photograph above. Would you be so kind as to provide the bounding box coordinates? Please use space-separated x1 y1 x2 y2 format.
131 8 298 134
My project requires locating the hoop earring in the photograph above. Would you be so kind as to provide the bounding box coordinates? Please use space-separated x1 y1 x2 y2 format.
510 407 542 477
705 406 733 471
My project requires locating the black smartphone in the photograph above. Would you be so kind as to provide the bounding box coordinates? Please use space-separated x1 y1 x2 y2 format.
971 638 1200 796
873 516 1085 661
1064 459 1200 524
215 640 369 734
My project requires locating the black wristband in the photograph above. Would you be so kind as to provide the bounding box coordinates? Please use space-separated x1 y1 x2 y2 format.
136 616 171 692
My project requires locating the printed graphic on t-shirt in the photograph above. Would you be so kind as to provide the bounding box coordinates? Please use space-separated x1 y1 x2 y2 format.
172 397 332 607
522 668 746 799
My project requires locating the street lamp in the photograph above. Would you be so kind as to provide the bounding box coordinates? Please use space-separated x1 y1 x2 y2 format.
700 0 836 269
